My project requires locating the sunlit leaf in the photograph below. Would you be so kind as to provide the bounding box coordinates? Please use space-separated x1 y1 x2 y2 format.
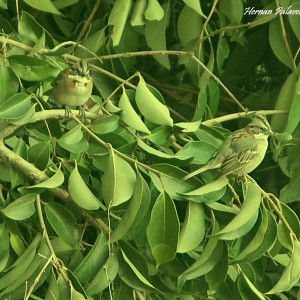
68 164 101 210
177 202 205 253
102 151 136 206
1 193 36 220
147 192 179 266
135 76 173 125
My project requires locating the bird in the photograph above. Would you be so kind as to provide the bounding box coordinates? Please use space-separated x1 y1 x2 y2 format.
52 60 93 107
183 114 274 180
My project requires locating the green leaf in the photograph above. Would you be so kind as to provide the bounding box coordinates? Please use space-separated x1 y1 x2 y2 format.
73 233 109 284
27 166 64 189
45 202 81 248
28 142 50 170
177 202 205 253
119 87 150 134
18 11 54 46
0 59 19 105
144 0 164 21
0 237 50 299
137 140 190 165
175 140 217 164
119 240 157 289
90 115 120 134
144 3 170 68
149 164 200 199
288 1 300 41
0 93 32 120
110 171 150 242
135 76 173 126
147 192 179 266
130 0 147 26
219 0 243 25
145 125 172 145
178 220 223 288
86 253 119 296
178 176 229 203
58 125 89 153
214 183 262 240
182 0 206 17
238 272 266 300
108 0 132 46
102 151 136 206
234 207 277 263
2 193 36 220
68 164 101 210
58 124 83 144
271 72 297 132
277 203 300 250
267 240 300 294
0 0 7 9
285 77 300 134
269 18 293 69
177 5 202 47
0 224 9 260
8 55 59 81
175 120 202 132
0 234 41 290
22 0 61 14
9 104 36 126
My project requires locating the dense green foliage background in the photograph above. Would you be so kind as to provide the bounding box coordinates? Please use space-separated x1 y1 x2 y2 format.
0 0 300 299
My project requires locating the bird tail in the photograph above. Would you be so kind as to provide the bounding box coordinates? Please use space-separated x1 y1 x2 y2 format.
182 164 212 180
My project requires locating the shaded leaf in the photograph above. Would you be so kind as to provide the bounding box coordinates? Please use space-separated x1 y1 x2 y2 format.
86 253 119 296
45 202 81 248
74 233 109 284
119 240 157 289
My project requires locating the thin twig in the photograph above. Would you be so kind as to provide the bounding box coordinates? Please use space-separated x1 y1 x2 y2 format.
274 0 297 71
76 0 101 42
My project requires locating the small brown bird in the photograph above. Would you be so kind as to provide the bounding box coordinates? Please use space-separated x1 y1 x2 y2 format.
183 114 274 180
52 60 93 107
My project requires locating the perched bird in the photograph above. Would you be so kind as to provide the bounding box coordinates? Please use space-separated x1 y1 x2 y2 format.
52 60 93 107
183 114 273 180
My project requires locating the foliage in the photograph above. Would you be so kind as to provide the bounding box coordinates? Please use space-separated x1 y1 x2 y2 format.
0 0 300 299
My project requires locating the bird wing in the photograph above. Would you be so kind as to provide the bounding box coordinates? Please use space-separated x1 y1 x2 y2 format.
218 130 258 175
